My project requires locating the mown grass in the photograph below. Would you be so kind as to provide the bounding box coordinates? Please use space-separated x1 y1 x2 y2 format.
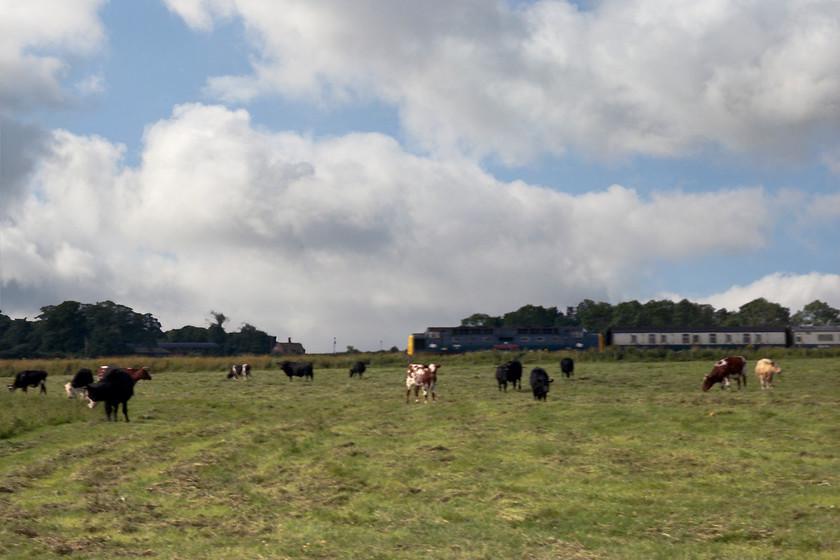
1 358 838 559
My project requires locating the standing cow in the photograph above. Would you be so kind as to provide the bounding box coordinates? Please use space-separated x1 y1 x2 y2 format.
529 367 553 401
560 357 574 378
65 368 94 398
8 370 48 393
406 363 440 403
279 361 313 381
495 359 522 392
349 361 366 378
702 356 747 391
755 358 782 389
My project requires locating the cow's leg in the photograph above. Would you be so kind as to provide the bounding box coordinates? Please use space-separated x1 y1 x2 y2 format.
406 387 411 403
40 382 46 394
122 402 129 422
414 386 420 403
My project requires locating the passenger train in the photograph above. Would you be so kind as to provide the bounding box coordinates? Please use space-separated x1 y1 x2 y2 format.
408 325 840 354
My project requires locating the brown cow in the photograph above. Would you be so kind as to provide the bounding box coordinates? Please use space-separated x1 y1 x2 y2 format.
702 356 747 391
405 363 440 403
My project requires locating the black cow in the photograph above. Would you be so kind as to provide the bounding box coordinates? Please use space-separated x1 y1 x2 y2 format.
65 368 94 398
560 357 574 378
8 370 48 393
85 368 135 421
495 359 522 391
279 361 313 381
529 367 554 401
349 361 366 378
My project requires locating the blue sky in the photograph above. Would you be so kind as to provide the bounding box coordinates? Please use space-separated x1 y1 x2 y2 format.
2 0 839 352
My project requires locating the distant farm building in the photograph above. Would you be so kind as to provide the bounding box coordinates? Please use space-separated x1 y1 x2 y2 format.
272 337 306 355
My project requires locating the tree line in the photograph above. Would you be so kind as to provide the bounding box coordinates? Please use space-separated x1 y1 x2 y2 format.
0 301 275 359
461 298 840 334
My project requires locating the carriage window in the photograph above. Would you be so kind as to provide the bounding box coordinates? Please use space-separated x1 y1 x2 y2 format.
755 335 762 343
725 334 732 342
661 335 667 343
682 334 690 344
648 334 656 345
743 334 751 344
692 335 700 344
818 334 834 342
630 335 638 344
709 334 717 344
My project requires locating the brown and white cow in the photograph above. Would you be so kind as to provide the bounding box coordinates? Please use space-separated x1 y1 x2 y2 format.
702 356 747 391
755 358 782 389
405 363 440 403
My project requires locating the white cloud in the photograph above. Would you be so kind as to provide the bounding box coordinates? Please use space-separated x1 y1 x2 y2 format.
164 0 840 166
0 0 107 113
2 103 783 351
700 272 840 314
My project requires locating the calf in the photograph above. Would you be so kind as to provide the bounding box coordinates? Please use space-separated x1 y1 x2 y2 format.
406 363 440 403
560 357 574 378
85 368 135 421
495 359 522 391
529 367 553 401
227 364 251 379
279 361 313 380
702 356 747 391
349 361 366 378
65 368 94 399
755 358 782 389
8 370 48 393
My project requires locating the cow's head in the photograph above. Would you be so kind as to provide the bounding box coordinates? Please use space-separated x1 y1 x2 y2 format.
702 375 714 392
137 367 152 380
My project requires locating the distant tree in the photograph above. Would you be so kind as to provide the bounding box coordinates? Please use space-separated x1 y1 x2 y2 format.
575 300 614 333
730 298 790 326
166 325 211 343
640 300 676 327
612 300 644 327
82 301 161 357
225 323 275 355
461 313 502 327
207 311 228 346
0 317 38 358
37 301 88 355
791 300 840 326
501 305 560 327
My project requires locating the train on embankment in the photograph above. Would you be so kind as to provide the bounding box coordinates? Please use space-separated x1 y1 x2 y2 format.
408 325 840 354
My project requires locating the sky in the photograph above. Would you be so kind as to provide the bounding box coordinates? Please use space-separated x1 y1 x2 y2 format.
1 0 839 353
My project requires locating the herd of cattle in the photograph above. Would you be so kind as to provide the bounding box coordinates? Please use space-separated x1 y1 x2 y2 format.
7 355 785 419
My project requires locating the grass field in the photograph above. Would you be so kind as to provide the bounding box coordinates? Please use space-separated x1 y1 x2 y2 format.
1 357 838 559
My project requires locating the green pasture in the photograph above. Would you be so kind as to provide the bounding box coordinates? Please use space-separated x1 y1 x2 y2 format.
1 357 838 559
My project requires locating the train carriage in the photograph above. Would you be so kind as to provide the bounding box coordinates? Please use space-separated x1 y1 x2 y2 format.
606 326 790 350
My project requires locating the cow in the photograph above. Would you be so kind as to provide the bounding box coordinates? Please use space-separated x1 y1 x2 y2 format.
227 364 251 379
8 370 48 393
755 358 782 389
349 361 366 378
406 363 440 403
529 367 553 401
702 356 747 391
97 365 151 383
560 357 574 378
64 368 94 399
85 368 135 422
279 361 313 381
495 359 522 392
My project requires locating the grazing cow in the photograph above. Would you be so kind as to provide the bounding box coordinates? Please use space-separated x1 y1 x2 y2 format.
349 361 366 378
8 370 48 393
530 367 553 401
65 368 94 399
406 363 440 403
560 357 574 378
279 361 313 380
227 364 251 379
755 358 782 389
495 359 522 392
702 356 747 391
85 368 135 421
